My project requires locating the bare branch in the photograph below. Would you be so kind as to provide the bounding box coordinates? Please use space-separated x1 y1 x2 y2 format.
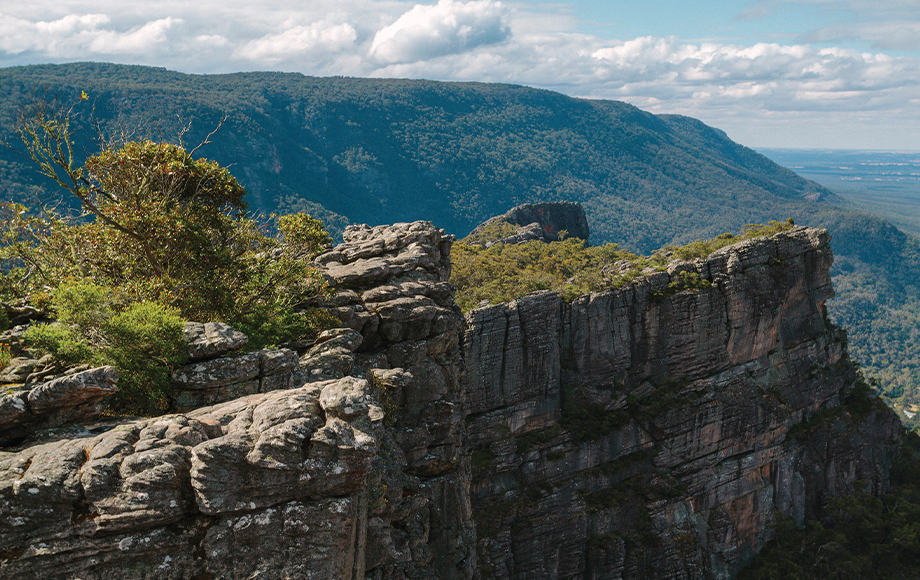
189 115 227 156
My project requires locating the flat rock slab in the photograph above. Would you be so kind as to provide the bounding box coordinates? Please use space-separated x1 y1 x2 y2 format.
183 322 249 361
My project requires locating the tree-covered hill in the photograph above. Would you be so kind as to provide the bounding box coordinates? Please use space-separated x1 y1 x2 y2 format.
1 62 918 425
0 62 833 247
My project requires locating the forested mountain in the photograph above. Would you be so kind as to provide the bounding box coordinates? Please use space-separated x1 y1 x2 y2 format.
1 62 918 424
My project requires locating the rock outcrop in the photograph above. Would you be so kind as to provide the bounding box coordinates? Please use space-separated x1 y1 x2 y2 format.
0 222 902 580
0 366 119 446
463 226 901 579
0 221 477 580
466 202 590 246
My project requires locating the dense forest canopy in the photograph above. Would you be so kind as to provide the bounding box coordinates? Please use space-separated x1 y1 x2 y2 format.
1 63 919 425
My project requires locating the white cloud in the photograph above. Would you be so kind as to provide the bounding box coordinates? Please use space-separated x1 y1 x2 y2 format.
2 1 920 147
369 0 510 64
0 13 177 57
89 17 179 54
238 21 358 63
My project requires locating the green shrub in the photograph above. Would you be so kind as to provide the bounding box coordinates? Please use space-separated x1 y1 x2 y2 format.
23 323 92 367
451 220 795 312
23 282 187 415
100 301 186 415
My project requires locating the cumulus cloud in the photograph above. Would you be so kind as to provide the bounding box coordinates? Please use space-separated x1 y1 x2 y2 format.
369 0 510 64
0 13 178 57
3 1 920 146
238 21 358 63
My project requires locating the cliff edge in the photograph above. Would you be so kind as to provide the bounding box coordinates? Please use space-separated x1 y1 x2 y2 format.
0 223 901 580
464 226 901 579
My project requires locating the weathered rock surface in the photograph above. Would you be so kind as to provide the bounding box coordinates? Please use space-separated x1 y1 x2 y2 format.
170 321 298 410
0 221 476 580
467 201 590 246
0 377 380 579
464 226 901 580
0 366 118 445
0 222 902 580
311 221 477 579
183 321 249 361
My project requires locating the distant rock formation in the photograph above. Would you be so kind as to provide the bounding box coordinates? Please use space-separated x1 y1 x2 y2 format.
466 201 590 246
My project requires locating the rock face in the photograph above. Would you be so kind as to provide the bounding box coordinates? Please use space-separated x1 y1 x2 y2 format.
0 221 476 580
0 366 119 445
467 202 590 246
0 222 902 580
0 378 380 579
311 222 477 579
463 226 901 579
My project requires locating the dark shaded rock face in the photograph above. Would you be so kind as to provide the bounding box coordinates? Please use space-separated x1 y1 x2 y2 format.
0 222 901 580
463 226 901 580
467 202 590 246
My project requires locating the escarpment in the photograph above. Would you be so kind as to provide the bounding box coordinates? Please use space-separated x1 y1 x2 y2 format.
464 226 901 579
0 221 902 580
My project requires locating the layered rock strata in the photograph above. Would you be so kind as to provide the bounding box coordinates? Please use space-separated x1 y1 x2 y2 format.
0 222 902 580
0 366 119 446
0 377 381 579
311 221 477 579
0 221 477 580
464 226 901 579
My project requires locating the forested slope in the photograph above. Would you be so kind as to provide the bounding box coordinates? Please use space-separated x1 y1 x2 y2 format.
0 62 918 424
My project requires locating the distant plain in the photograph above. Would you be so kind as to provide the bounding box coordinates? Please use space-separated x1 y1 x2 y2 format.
761 148 920 238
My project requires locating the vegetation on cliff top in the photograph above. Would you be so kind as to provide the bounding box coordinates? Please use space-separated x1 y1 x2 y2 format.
450 219 795 311
1 98 333 413
1 64 919 428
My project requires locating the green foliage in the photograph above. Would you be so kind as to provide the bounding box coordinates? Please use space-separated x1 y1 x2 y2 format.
665 219 795 260
4 103 330 338
100 301 186 415
650 271 712 302
23 322 92 367
451 222 792 312
472 448 496 477
463 219 518 245
22 281 186 414
367 371 398 428
786 372 883 441
4 104 335 413
277 212 332 254
742 428 920 579
0 342 9 371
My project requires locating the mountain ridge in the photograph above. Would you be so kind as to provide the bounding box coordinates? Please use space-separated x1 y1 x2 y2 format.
1 62 918 424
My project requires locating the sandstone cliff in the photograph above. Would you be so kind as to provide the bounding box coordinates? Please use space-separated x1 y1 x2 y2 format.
0 222 901 580
464 226 901 579
0 222 476 580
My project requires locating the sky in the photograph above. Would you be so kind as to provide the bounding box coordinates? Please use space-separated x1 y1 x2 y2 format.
1 0 919 150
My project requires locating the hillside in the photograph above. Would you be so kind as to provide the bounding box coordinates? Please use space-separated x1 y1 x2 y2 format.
0 63 918 424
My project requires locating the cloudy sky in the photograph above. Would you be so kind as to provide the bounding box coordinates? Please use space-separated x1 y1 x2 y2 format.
2 0 919 149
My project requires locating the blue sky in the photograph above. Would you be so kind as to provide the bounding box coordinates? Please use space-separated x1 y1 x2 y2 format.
2 0 919 150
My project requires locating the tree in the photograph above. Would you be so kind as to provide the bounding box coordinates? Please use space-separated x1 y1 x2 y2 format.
4 96 333 345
